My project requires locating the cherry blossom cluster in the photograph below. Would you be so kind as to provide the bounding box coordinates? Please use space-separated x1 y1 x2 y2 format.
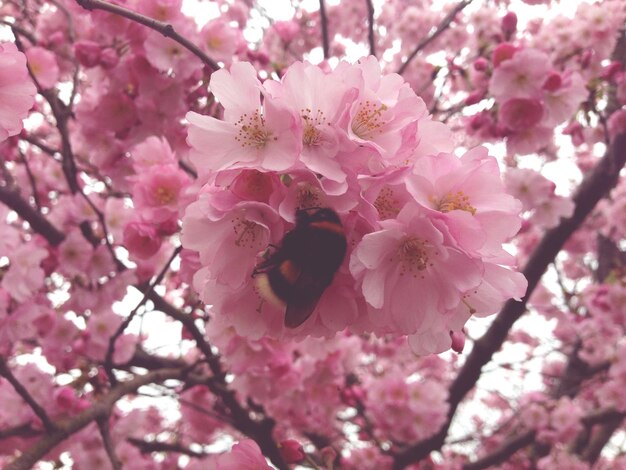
183 57 527 353
466 44 587 155
0 42 36 141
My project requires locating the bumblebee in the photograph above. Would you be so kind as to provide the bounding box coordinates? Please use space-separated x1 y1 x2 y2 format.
254 208 347 328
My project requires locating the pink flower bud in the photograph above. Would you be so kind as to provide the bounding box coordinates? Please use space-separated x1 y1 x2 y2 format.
542 71 562 92
156 217 180 236
74 40 101 68
579 49 594 69
600 61 623 82
450 330 466 353
55 386 76 410
492 43 517 68
47 31 65 46
465 90 485 106
473 57 489 72
501 12 518 37
279 440 305 464
99 48 119 69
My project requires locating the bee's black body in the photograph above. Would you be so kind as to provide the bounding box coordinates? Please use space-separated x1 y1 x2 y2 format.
255 208 347 328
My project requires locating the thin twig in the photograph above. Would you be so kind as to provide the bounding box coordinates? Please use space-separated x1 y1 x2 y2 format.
103 246 182 383
20 134 60 157
97 417 122 470
6 368 185 470
318 0 330 59
0 186 65 245
397 0 472 75
127 436 207 457
392 130 626 469
18 150 41 210
74 0 220 71
0 358 55 432
365 0 376 57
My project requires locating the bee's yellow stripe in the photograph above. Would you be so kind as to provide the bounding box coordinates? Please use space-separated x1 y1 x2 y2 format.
308 221 345 236
279 260 301 284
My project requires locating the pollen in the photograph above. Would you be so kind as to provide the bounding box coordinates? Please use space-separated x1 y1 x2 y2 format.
206 36 223 50
296 184 323 209
301 108 328 147
231 216 263 249
234 110 276 149
434 191 476 215
396 237 433 277
155 186 176 205
374 186 401 220
351 100 388 139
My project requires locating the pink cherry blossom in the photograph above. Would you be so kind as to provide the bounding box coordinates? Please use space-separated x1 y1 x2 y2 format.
187 62 300 175
0 42 36 141
490 48 551 99
350 203 483 335
215 440 272 470
25 46 59 89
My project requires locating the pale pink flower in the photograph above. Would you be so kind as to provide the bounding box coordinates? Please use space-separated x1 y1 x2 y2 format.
137 0 184 23
1 241 48 302
215 440 272 470
199 19 243 64
132 163 191 222
0 42 36 141
531 194 575 229
123 221 162 260
265 60 358 185
57 229 93 277
489 48 551 99
25 46 59 89
144 23 201 79
408 147 523 262
339 56 427 161
542 72 586 126
182 195 283 289
129 136 178 170
350 203 483 335
498 97 544 131
187 62 300 175
505 125 553 156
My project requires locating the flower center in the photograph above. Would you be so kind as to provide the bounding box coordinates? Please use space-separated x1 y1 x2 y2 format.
374 186 401 220
301 108 328 147
231 216 264 249
351 100 388 139
434 191 476 215
156 186 176 205
296 184 323 209
234 110 276 149
397 237 432 277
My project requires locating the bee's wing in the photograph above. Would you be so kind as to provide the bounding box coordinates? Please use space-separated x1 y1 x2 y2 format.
284 270 329 328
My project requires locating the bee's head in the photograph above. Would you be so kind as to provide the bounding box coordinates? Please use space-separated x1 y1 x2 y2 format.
296 207 342 225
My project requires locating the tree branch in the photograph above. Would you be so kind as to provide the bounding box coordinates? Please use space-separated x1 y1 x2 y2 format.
0 186 65 245
365 0 376 57
127 436 207 457
392 130 626 469
74 0 220 71
6 368 184 470
97 417 122 470
463 410 625 470
397 0 472 75
318 0 330 59
0 358 55 432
